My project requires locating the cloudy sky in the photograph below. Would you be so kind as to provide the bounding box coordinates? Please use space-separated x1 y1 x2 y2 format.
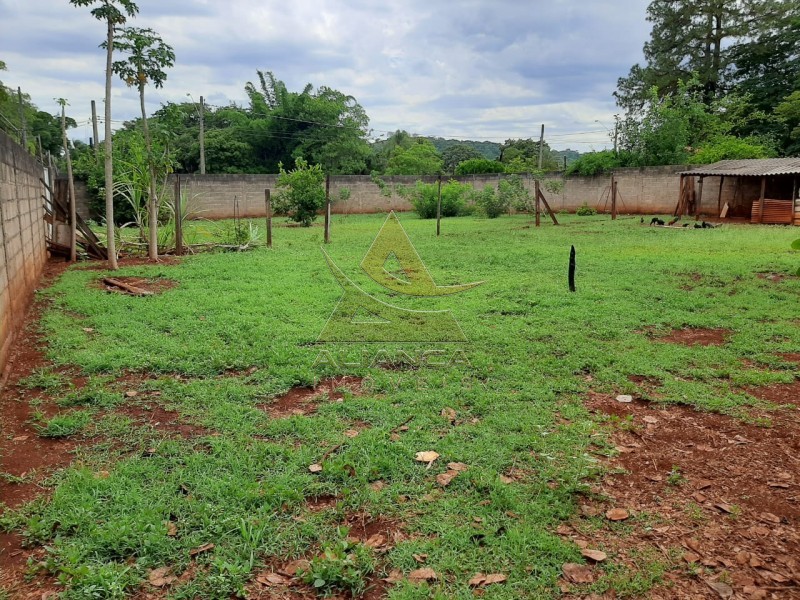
0 0 651 151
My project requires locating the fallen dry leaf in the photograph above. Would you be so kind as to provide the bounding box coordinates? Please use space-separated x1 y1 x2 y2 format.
344 429 360 438
408 567 437 582
605 508 630 521
12 435 29 442
447 462 469 472
383 569 403 583
308 463 323 473
256 572 289 586
148 567 177 587
365 534 386 549
643 415 658 424
166 521 178 537
683 552 701 564
499 475 515 484
759 512 780 524
706 580 733 599
281 559 311 576
469 573 507 587
412 553 428 564
581 549 607 562
189 543 214 557
125 390 138 398
562 562 595 584
370 480 386 491
436 470 460 487
441 407 457 423
415 451 440 464
714 502 734 514
82 327 94 333
767 481 790 488
390 433 401 441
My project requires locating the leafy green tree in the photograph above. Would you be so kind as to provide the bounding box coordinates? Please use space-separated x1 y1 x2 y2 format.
274 158 325 226
499 138 559 171
616 0 746 112
775 91 800 155
70 0 140 270
110 26 174 259
565 150 631 176
441 144 483 173
455 158 506 175
690 135 775 163
385 139 443 175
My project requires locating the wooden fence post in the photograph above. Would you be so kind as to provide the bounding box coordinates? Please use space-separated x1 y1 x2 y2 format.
534 179 541 227
611 174 617 220
324 175 331 244
436 174 442 237
265 189 272 249
174 175 183 256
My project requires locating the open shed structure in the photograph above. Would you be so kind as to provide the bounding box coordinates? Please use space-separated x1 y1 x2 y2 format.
676 158 800 225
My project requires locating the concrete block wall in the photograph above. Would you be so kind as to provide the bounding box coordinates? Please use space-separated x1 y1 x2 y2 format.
0 131 47 371
167 166 701 220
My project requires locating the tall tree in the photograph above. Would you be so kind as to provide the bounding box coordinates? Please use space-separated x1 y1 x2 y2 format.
616 0 746 113
70 0 139 270
110 26 175 260
441 144 483 174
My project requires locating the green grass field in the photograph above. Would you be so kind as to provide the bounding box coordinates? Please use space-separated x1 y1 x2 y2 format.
4 213 799 599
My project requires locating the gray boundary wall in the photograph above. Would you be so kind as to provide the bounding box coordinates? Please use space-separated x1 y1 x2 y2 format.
164 165 723 219
0 131 47 371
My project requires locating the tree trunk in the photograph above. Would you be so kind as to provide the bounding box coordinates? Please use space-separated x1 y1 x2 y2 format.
60 104 77 262
139 82 158 260
104 18 118 269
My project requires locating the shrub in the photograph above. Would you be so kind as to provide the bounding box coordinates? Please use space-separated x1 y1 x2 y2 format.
274 158 326 226
471 185 508 218
455 158 506 175
497 175 531 212
300 538 374 596
576 203 597 216
409 179 472 219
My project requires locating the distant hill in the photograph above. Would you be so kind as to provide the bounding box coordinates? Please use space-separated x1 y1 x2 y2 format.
551 149 582 168
425 137 501 160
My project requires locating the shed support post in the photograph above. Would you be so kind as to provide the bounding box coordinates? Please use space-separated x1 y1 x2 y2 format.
717 176 724 216
696 176 704 220
758 176 766 223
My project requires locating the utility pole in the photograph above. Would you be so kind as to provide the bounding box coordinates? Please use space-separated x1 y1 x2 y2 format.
537 124 545 170
91 100 100 158
199 95 206 174
17 87 27 149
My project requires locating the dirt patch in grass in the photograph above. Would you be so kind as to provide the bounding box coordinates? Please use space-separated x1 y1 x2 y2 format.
96 275 178 295
776 353 800 364
566 392 800 599
756 272 792 283
658 327 731 347
116 402 210 438
747 381 800 407
260 376 363 418
0 259 78 596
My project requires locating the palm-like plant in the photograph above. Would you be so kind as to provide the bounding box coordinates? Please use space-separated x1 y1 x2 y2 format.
69 0 140 269
110 26 175 260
